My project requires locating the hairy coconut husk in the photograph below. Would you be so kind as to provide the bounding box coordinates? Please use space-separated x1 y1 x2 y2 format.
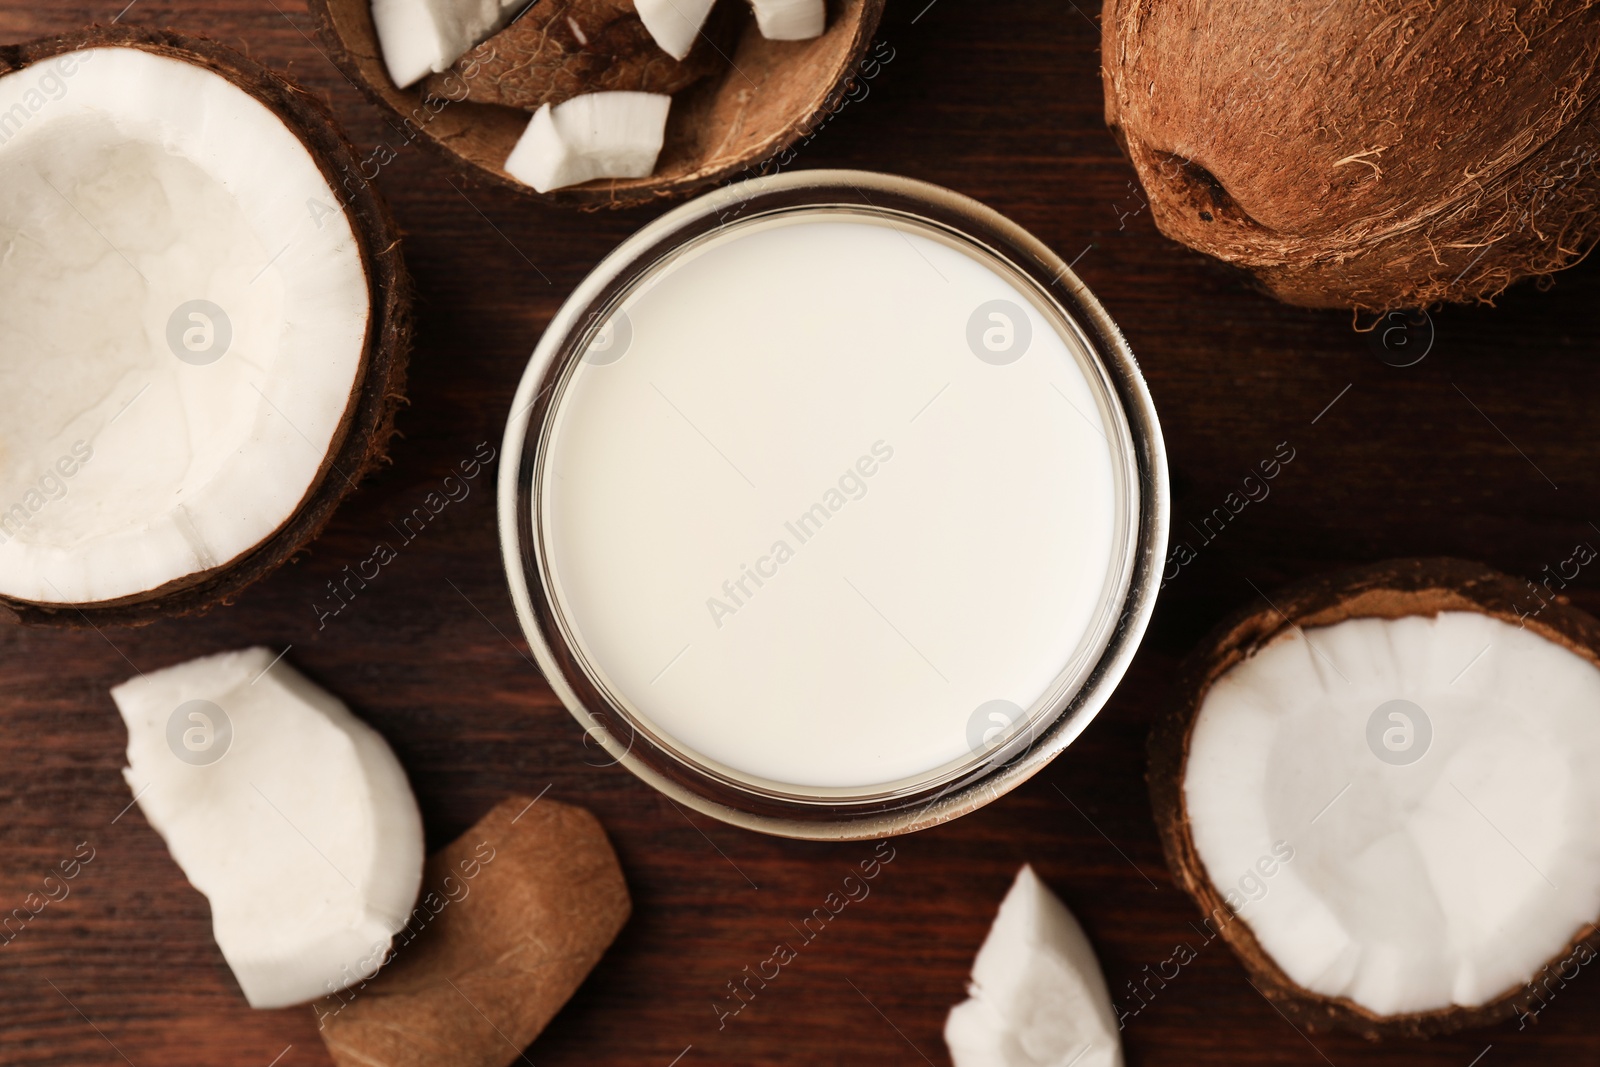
309 0 886 208
1150 558 1600 1038
0 27 411 628
420 0 731 110
1102 2 1600 310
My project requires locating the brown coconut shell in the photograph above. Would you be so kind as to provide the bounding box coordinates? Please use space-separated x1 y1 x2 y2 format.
1102 1 1600 311
307 0 886 209
418 0 732 110
0 27 411 628
1150 558 1600 1038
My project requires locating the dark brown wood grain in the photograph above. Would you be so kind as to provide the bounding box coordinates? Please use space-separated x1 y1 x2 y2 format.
2 2 1599 1065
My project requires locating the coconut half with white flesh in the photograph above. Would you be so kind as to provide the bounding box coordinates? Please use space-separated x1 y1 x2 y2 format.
945 865 1123 1067
504 90 671 192
1151 558 1600 1037
0 29 409 627
112 647 424 1010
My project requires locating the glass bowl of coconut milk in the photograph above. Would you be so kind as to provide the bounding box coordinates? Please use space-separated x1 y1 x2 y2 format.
499 170 1168 839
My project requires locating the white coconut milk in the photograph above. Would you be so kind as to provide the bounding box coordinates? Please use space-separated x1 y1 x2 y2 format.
540 213 1130 791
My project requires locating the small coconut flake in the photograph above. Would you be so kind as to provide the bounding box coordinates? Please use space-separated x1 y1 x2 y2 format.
370 0 534 87
504 90 671 192
634 0 716 60
945 866 1123 1067
1185 611 1600 1017
747 0 825 40
112 648 424 1010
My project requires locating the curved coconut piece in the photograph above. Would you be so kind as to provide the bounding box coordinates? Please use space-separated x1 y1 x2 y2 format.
1151 558 1600 1038
112 648 425 1010
0 28 410 628
1101 1 1600 310
307 0 886 208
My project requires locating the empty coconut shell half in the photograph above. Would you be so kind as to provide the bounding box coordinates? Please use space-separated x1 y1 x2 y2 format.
0 28 409 627
307 0 886 207
1102 0 1600 310
1150 558 1600 1038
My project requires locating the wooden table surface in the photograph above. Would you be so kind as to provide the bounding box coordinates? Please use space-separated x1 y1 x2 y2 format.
4 1 1599 1064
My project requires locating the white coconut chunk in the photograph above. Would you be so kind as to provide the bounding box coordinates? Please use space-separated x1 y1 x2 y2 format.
945 866 1123 1067
370 0 532 88
0 48 369 605
504 91 672 192
1186 611 1600 1016
111 648 424 1010
747 0 825 40
635 0 717 60
945 997 1036 1067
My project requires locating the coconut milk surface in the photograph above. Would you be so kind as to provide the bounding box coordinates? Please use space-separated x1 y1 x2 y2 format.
540 214 1127 790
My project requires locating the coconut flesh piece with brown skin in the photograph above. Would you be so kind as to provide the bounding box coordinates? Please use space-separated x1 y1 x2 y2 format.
371 0 534 88
635 0 718 60
634 0 826 59
1154 559 1600 1036
1101 0 1600 310
0 42 375 610
504 90 671 192
421 0 725 110
747 0 825 41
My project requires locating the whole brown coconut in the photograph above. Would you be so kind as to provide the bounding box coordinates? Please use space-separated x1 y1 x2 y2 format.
1150 558 1600 1038
1102 2 1600 310
0 28 410 627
